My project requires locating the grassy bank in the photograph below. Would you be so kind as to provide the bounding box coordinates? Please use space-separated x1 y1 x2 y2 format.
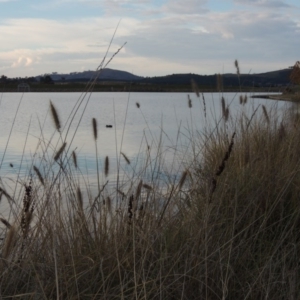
0 86 299 299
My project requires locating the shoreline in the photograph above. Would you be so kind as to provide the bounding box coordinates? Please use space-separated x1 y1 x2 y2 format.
1 82 285 93
0 85 284 94
251 94 300 102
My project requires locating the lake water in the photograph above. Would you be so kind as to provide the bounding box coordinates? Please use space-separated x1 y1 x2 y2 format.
0 91 289 211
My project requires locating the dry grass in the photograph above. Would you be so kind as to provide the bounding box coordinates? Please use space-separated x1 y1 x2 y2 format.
0 72 299 299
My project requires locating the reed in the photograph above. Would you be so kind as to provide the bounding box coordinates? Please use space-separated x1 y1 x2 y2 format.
178 169 188 190
0 218 11 229
50 101 61 132
72 150 78 168
0 62 300 300
121 152 130 164
104 156 109 177
54 142 67 161
217 73 223 92
187 95 192 108
262 105 270 124
191 78 200 97
92 118 97 140
2 225 16 259
33 165 44 186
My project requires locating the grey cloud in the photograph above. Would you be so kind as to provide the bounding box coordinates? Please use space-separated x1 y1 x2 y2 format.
163 0 208 14
234 0 290 8
114 10 299 73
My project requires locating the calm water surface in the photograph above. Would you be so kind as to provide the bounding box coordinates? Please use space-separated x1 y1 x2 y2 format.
0 92 288 198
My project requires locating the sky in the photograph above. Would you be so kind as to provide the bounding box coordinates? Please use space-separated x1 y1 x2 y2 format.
0 0 299 78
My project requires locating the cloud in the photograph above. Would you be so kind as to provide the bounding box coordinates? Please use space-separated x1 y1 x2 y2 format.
0 17 134 76
162 0 208 14
234 0 290 8
11 56 33 68
0 0 299 77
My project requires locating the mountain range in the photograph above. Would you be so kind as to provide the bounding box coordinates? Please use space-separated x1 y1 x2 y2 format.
38 68 293 87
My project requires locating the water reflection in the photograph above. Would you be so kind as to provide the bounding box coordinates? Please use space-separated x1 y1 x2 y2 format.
0 92 289 197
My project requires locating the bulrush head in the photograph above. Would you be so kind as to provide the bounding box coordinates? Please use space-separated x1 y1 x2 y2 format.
2 225 16 259
142 183 153 190
33 165 44 186
72 150 78 168
188 95 192 108
106 196 112 214
262 105 270 124
239 95 243 105
54 142 67 161
0 217 11 229
221 97 229 122
178 169 188 190
104 156 109 177
221 97 226 117
135 180 143 201
50 101 61 132
136 102 140 108
234 59 240 76
77 187 83 212
121 152 130 164
92 118 98 140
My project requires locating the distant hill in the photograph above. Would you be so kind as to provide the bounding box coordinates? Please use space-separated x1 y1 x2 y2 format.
140 69 293 87
36 68 143 82
35 68 293 88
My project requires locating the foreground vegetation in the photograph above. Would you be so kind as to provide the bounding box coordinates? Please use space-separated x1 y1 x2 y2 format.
0 64 300 299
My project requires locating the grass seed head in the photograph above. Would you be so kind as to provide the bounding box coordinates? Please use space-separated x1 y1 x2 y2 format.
178 170 188 190
72 150 78 168
262 105 270 124
33 165 44 186
188 95 192 108
234 59 240 76
54 142 67 161
50 101 61 132
3 225 16 259
104 156 109 177
121 152 130 164
92 118 98 140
